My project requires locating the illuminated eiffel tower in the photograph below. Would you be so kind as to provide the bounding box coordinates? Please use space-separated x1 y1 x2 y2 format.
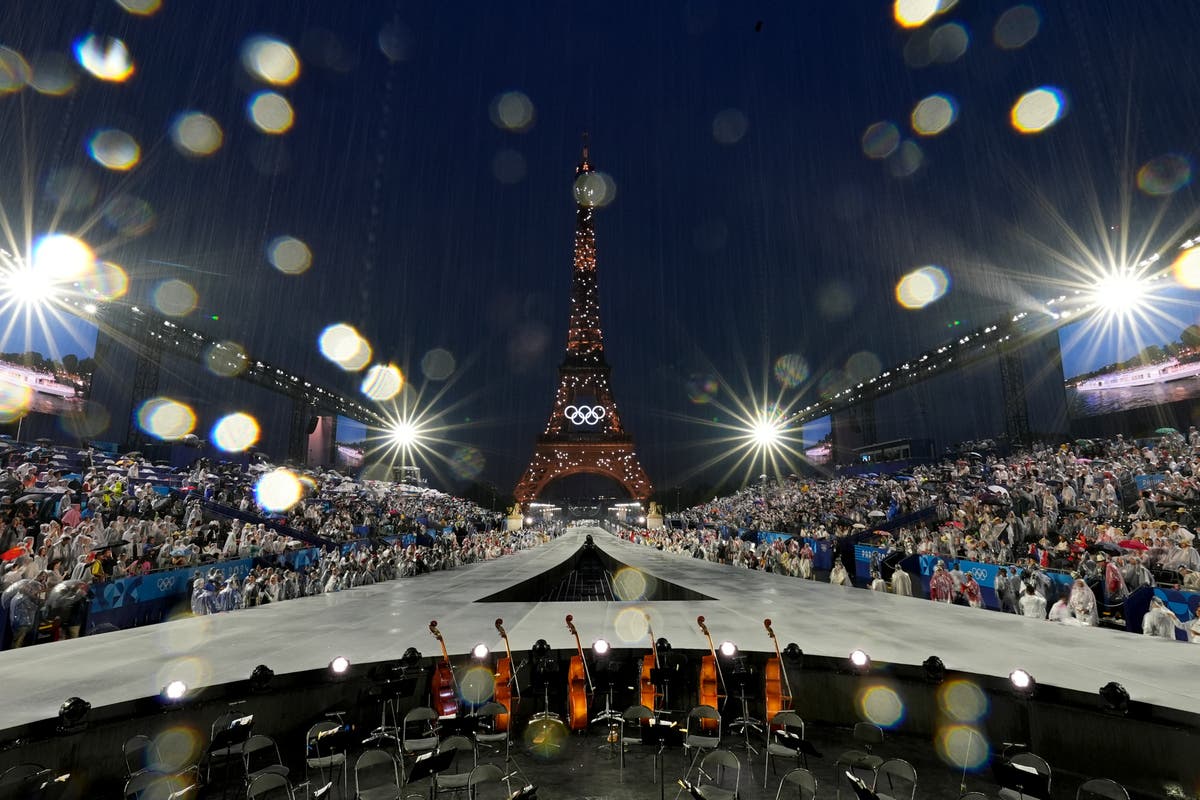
513 138 652 504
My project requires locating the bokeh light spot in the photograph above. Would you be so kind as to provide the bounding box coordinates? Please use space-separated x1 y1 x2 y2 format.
153 279 198 317
613 567 650 601
1171 248 1200 289
137 398 196 441
421 348 456 381
59 400 110 439
255 469 303 512
524 718 567 760
912 94 958 136
490 91 535 133
319 323 372 372
845 351 882 382
79 260 129 301
818 369 846 400
896 265 950 309
936 725 989 770
212 412 260 452
1011 87 1066 133
248 91 294 134
492 149 527 184
152 727 203 773
29 53 77 96
33 234 94 281
170 112 223 157
613 607 651 644
102 195 156 237
458 666 496 707
242 36 300 86
205 341 249 377
929 22 969 63
686 373 719 404
0 48 31 94
361 364 404 401
45 168 98 213
858 685 905 728
894 0 940 28
1137 154 1192 196
378 22 414 63
938 679 989 722
888 140 924 177
116 0 162 15
0 381 33 423
712 108 749 145
774 354 810 389
818 282 855 319
267 236 312 274
994 5 1040 50
449 447 485 481
573 171 617 208
74 35 134 82
862 122 900 160
88 129 141 171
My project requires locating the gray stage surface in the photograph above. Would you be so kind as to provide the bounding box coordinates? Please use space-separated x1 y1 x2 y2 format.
2 528 1196 731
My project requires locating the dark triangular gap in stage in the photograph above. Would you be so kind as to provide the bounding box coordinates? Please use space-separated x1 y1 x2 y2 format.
476 538 714 602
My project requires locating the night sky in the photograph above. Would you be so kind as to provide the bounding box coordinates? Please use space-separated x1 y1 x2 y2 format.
2 1 1200 494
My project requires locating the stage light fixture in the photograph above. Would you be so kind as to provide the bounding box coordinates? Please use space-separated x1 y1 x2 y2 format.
249 664 274 692
1100 681 1129 714
656 637 672 653
782 643 803 665
923 655 946 684
531 639 551 658
524 516 534 525
719 641 737 657
848 649 871 673
592 638 610 655
329 656 350 675
401 647 423 666
162 680 188 702
57 697 90 728
472 643 490 660
1009 669 1035 694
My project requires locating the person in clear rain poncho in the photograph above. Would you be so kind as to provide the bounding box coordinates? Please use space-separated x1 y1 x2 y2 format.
929 560 956 603
891 566 913 596
870 570 887 592
829 561 850 586
1068 576 1099 626
960 572 983 608
1142 597 1186 640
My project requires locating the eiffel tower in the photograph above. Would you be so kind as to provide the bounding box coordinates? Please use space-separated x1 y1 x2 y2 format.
513 138 652 504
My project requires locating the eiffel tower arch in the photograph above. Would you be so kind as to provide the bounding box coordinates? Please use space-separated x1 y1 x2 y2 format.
514 138 653 504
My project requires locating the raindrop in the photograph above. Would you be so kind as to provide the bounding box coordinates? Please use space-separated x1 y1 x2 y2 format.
896 265 950 308
204 341 248 377
686 373 719 404
1172 248 1200 289
44 168 98 213
489 91 535 133
773 354 810 389
994 5 1040 50
102 195 156 237
712 108 748 145
818 282 854 319
0 48 31 94
1136 154 1192 196
887 140 924 177
74 35 134 82
421 348 456 381
929 22 969 63
170 112 223 157
79 261 129 301
845 351 882 382
0 382 32 423
361 364 404 401
911 94 958 136
1010 87 1066 134
28 53 77 96
59 400 110 438
378 22 414 62
450 447 485 481
88 129 141 171
33 234 94 281
894 0 939 29
573 171 617 208
137 397 196 440
212 413 260 452
319 323 372 372
115 0 162 15
241 36 300 86
247 91 294 134
492 149 527 184
267 236 312 274
861 122 900 159
255 469 303 512
153 279 198 317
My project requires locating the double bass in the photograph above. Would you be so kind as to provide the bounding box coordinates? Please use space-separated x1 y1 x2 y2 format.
641 612 659 712
696 615 725 732
564 614 592 731
428 620 459 718
493 618 520 731
763 618 794 727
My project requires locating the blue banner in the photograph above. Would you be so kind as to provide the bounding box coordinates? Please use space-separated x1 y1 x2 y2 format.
1134 473 1168 490
807 539 833 571
915 555 1073 610
854 545 888 581
758 531 792 545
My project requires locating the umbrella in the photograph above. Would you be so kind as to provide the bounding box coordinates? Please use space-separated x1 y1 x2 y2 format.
852 523 867 530
1155 427 1178 435
35 438 53 445
1 545 27 561
1119 539 1149 551
1 579 43 611
867 510 886 518
987 485 1009 495
1088 541 1123 555
894 474 917 482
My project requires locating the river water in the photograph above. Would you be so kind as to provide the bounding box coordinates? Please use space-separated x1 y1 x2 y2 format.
1067 376 1200 418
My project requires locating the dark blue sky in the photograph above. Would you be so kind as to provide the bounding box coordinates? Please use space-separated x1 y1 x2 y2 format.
3 1 1200 492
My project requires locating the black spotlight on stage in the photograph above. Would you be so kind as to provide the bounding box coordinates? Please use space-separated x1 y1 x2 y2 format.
847 649 871 675
1009 669 1036 697
249 664 274 693
656 637 672 654
1100 682 1129 714
782 643 803 666
57 697 90 732
922 656 946 684
401 647 422 668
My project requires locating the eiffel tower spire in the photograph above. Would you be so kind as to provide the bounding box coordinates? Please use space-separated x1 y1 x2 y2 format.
514 138 652 504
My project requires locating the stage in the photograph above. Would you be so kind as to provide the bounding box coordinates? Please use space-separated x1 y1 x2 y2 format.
1 527 1197 733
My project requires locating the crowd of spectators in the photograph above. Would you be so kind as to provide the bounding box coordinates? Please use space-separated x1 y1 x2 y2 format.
618 430 1200 643
0 441 546 648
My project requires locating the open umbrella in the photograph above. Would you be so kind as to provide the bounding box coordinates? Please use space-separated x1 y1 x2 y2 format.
867 510 887 518
987 485 1009 495
1 545 27 561
1155 427 1178 435
1118 539 1149 551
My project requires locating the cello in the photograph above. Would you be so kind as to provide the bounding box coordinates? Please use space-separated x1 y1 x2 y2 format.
641 612 659 712
696 615 725 732
564 614 592 731
428 620 459 718
763 618 794 728
493 618 520 732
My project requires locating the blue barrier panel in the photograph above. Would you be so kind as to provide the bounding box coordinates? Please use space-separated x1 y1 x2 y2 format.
86 558 256 633
759 531 792 545
854 545 887 581
806 538 833 571
1134 473 1168 490
916 555 1073 610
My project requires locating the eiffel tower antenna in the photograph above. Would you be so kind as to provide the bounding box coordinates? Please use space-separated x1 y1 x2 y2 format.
514 137 652 504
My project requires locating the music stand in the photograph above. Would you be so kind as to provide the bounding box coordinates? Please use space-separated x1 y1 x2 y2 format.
365 675 418 746
773 728 822 768
208 715 253 799
993 760 1051 800
845 770 880 800
726 657 761 756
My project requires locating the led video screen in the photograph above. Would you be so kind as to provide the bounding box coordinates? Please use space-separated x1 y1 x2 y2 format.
0 312 98 416
335 415 369 469
802 415 832 465
1059 283 1200 418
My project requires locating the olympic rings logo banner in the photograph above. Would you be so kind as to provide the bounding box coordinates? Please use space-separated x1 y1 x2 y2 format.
564 404 607 426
